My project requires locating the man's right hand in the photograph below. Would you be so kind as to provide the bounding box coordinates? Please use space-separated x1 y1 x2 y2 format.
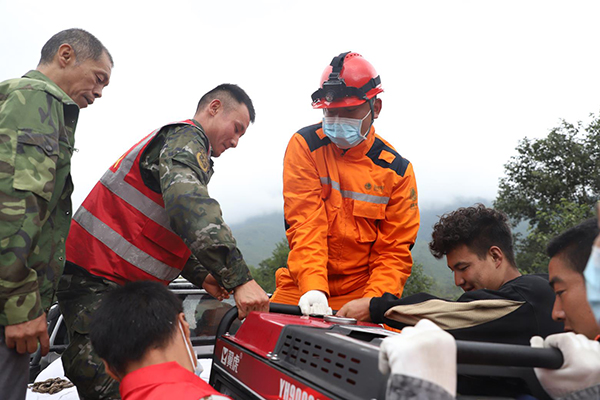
233 280 269 319
5 313 49 355
202 273 230 301
336 297 372 321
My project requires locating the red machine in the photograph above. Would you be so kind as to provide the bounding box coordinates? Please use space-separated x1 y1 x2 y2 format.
209 305 562 400
210 305 391 400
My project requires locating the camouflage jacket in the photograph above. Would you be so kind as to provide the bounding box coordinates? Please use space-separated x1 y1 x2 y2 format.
386 375 454 400
139 120 252 290
0 70 79 326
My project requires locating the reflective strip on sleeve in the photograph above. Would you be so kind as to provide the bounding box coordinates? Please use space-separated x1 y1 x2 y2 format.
73 206 182 282
320 176 389 205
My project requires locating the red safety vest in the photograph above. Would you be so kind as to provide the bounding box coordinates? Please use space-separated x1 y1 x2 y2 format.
66 121 196 285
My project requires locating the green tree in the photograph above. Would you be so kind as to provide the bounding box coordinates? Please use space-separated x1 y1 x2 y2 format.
250 238 289 293
402 263 435 297
513 199 592 273
494 113 600 273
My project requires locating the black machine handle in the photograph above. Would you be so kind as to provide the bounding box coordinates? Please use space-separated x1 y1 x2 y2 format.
214 304 563 370
215 302 302 341
456 340 563 369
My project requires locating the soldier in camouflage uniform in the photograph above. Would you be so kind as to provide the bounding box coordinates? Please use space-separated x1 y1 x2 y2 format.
58 84 270 399
0 29 112 400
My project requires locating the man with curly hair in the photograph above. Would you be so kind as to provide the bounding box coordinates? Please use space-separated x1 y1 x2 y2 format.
338 204 563 345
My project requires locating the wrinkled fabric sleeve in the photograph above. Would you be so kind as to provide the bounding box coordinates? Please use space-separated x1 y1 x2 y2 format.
283 133 329 295
370 292 446 327
370 292 406 325
386 374 455 400
364 162 419 298
0 89 60 325
159 126 251 291
371 288 530 343
180 255 209 288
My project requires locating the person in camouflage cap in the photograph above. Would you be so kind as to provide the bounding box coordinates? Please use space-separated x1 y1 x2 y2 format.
57 83 269 399
0 28 112 400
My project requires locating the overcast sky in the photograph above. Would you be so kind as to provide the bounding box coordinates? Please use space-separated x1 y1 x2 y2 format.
2 0 600 224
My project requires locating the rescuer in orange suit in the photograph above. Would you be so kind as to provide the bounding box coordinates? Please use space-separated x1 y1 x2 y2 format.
270 52 420 315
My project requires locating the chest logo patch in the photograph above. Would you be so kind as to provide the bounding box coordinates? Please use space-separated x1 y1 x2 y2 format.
196 151 209 172
410 187 417 201
365 182 372 190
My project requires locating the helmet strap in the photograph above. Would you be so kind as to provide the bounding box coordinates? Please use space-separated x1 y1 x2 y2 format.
312 52 381 104
327 51 351 82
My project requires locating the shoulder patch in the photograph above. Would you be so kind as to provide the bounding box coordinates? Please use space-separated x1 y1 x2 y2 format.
297 123 331 152
366 138 410 177
196 151 209 172
379 149 396 164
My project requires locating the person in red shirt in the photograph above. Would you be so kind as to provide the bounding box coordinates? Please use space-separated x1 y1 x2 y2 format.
89 281 230 400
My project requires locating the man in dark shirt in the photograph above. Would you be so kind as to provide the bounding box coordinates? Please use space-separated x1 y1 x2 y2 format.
338 204 563 345
378 213 600 400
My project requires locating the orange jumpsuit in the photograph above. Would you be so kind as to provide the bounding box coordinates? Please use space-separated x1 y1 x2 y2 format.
270 123 419 310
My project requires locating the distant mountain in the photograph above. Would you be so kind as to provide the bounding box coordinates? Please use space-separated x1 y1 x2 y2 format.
230 197 492 268
230 211 286 267
230 197 492 296
416 197 492 241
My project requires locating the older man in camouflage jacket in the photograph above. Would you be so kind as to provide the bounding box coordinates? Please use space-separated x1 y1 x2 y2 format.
0 28 112 400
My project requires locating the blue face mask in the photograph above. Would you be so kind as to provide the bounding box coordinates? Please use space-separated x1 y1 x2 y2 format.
322 111 371 149
585 246 600 323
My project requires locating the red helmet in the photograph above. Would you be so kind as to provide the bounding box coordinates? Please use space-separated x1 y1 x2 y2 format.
311 52 384 109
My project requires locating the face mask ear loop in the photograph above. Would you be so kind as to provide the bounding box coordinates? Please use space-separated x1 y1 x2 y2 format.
365 98 375 135
178 320 196 371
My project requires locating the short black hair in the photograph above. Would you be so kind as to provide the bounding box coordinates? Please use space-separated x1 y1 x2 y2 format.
89 281 183 376
429 204 517 267
196 83 255 123
39 28 113 66
546 218 599 275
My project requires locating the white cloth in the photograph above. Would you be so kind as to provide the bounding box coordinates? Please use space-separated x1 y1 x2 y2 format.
379 319 457 397
298 290 332 316
531 332 600 399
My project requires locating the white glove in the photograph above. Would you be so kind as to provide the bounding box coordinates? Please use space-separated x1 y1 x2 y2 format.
298 290 332 316
379 319 457 397
531 332 600 399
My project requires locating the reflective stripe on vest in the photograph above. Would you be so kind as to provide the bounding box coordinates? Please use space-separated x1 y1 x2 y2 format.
72 121 195 282
74 206 181 281
320 176 389 204
99 130 172 229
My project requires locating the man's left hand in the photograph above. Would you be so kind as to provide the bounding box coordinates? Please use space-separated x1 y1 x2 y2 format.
336 297 373 322
202 274 230 301
531 332 600 399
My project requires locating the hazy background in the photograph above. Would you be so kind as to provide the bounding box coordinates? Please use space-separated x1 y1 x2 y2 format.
2 1 600 227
